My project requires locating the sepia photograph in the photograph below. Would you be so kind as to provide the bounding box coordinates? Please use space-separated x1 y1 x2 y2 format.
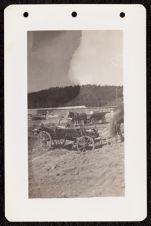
28 30 124 198
5 5 146 221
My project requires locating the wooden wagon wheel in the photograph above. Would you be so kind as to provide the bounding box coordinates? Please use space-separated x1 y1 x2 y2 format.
77 136 95 152
39 130 52 151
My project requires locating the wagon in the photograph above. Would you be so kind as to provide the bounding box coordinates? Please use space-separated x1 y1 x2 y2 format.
33 123 102 152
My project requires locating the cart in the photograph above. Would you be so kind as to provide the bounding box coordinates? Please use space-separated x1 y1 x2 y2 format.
33 122 102 152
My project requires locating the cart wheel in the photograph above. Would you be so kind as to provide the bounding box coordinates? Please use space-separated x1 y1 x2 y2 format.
77 136 95 152
39 131 52 151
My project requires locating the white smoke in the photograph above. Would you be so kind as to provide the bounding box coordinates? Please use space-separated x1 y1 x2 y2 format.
68 30 123 86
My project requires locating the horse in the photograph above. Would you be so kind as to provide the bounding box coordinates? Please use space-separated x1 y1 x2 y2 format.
110 103 124 142
68 111 87 125
89 111 108 123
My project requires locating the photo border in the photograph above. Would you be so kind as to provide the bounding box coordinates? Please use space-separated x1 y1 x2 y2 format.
1 0 149 225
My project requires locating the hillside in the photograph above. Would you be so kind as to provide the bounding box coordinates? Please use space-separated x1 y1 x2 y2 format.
28 85 123 108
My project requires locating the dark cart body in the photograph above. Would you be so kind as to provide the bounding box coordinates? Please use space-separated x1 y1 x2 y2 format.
33 123 102 152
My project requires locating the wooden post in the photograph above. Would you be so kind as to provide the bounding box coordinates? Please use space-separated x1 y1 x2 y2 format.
115 87 118 107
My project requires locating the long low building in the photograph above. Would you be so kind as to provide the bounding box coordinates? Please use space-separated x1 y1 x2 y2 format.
28 105 116 116
28 106 86 115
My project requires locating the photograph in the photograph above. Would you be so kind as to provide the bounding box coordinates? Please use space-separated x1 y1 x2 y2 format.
28 30 125 198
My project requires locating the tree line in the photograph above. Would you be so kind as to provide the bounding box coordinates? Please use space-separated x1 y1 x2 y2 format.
28 85 123 108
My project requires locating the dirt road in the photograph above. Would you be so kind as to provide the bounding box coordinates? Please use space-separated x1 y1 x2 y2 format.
28 141 124 198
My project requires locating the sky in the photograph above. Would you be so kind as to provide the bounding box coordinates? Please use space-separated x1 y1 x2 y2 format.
28 30 123 93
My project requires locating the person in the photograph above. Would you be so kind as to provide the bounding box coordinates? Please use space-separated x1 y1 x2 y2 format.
66 118 73 128
110 103 124 142
46 111 49 120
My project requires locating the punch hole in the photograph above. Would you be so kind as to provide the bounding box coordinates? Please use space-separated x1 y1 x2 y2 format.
23 12 29 18
120 12 125 18
72 11 77 17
